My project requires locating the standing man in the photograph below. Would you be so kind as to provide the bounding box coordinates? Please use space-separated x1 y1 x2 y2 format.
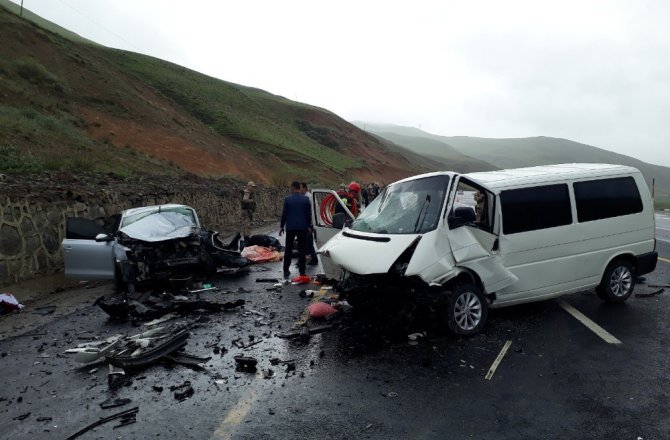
280 181 312 277
241 181 257 244
300 182 319 266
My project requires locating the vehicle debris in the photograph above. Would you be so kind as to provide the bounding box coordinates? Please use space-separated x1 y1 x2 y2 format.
234 355 258 371
170 381 194 401
99 398 132 409
13 412 30 421
635 288 665 298
65 407 139 440
96 293 245 320
276 324 334 340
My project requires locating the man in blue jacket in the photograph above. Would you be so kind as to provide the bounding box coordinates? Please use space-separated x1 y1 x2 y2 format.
280 181 312 277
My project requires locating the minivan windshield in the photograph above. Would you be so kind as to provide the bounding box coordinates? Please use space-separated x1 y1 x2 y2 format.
350 175 450 234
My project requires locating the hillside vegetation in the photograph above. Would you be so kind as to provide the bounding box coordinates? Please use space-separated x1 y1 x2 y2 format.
0 3 442 186
360 123 670 208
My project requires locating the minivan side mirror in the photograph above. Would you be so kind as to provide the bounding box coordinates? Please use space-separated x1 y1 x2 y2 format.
448 206 476 229
332 212 346 229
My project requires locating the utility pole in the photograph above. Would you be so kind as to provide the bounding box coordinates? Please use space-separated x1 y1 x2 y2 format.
20 0 24 17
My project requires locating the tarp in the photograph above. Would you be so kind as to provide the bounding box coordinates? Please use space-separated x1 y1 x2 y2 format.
119 211 196 242
241 245 283 263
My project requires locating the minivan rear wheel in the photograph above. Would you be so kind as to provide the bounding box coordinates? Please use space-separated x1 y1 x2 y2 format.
596 260 635 303
447 284 488 335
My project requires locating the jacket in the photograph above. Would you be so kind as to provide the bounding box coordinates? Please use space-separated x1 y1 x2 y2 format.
280 193 312 231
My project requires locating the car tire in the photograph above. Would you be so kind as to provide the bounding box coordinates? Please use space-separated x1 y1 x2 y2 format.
596 259 635 303
447 283 488 335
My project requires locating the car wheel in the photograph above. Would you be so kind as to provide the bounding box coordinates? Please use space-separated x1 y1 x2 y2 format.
447 283 488 335
596 259 635 303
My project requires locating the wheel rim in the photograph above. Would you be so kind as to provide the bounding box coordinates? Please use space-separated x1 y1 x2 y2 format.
609 266 632 297
454 291 482 331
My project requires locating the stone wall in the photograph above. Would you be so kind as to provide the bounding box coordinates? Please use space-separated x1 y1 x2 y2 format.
0 174 285 286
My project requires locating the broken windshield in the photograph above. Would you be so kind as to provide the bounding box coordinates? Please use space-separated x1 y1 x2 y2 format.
350 175 450 234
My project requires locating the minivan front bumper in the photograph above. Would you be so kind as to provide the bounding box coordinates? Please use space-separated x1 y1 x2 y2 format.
636 251 658 276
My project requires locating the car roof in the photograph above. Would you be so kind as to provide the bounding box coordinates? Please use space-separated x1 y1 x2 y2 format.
462 163 640 191
121 204 194 217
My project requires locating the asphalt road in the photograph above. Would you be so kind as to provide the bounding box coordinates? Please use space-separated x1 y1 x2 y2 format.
1 220 669 440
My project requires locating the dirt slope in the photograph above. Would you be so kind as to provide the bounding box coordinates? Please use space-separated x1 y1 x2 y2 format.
0 4 438 186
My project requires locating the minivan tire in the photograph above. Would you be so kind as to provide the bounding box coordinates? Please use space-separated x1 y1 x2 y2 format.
596 259 635 303
447 283 488 335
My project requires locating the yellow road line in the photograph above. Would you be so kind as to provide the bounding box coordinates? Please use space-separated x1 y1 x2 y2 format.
659 256 670 264
558 300 622 345
485 340 512 380
211 389 257 440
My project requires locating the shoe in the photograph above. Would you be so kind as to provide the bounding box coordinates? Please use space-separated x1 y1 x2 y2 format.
308 259 319 266
283 271 290 277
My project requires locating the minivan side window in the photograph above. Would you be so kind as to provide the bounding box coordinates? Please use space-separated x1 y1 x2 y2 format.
500 184 572 235
573 176 643 222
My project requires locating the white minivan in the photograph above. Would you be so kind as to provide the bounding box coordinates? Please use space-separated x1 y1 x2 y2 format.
312 164 658 335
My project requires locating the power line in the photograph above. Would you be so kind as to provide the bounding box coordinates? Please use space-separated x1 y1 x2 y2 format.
56 0 142 51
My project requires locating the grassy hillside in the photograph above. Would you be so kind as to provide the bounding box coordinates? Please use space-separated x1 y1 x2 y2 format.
361 123 670 208
0 4 433 186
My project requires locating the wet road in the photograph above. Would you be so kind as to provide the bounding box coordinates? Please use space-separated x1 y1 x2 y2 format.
1 223 669 440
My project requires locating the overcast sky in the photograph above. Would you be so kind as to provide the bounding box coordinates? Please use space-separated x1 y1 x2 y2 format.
9 0 670 166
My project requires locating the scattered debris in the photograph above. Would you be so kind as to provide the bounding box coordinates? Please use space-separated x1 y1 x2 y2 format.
234 355 258 372
152 385 164 393
96 293 245 320
256 278 280 283
171 381 194 401
36 416 53 422
144 313 178 327
262 369 275 379
276 325 334 340
300 290 317 298
647 284 670 289
635 288 665 298
386 392 399 398
291 275 312 285
108 365 128 391
13 412 30 421
100 398 132 409
65 407 139 440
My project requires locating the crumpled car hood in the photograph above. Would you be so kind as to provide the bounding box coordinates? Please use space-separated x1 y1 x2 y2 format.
119 211 197 242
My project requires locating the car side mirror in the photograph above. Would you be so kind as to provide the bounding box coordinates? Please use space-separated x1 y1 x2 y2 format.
448 206 476 229
332 212 346 229
95 233 114 242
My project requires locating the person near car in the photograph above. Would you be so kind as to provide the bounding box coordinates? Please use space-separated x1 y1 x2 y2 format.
335 181 361 217
240 181 257 245
280 181 312 277
300 182 319 265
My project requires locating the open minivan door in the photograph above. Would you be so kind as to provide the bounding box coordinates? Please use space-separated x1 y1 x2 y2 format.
445 177 518 293
61 218 116 279
311 189 355 280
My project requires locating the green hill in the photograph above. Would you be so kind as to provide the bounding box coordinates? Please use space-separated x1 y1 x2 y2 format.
0 3 434 185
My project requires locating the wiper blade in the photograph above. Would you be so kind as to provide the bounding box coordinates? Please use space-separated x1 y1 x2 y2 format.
413 195 431 233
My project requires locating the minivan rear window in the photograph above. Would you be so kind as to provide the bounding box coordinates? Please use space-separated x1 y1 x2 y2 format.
501 184 572 234
574 176 643 222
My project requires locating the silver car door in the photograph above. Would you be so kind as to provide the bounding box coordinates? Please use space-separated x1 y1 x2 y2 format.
446 177 518 293
61 218 116 279
312 189 355 279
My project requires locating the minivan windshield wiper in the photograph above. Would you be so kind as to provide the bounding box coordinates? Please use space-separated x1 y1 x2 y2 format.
413 195 431 233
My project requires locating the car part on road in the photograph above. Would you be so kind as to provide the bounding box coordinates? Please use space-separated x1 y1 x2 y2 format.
65 407 139 440
96 292 245 320
635 288 665 298
106 325 190 370
234 355 258 371
170 381 194 401
597 259 636 302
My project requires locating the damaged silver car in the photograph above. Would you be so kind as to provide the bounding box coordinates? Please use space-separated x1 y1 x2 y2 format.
61 204 249 291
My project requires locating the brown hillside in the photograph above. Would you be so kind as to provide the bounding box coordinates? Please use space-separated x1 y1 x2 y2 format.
0 5 438 185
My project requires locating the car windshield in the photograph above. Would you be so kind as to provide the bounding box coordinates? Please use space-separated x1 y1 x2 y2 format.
120 206 197 229
350 175 450 234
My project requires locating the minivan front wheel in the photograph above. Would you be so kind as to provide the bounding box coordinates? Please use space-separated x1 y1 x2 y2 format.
597 260 635 303
447 284 488 335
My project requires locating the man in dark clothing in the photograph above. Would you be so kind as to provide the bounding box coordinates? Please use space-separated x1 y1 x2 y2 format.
299 182 319 265
280 181 312 277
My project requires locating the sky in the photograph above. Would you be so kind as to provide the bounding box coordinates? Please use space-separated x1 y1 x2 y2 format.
8 0 670 166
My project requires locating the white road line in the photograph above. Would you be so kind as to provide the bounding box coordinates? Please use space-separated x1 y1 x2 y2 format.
485 340 512 380
659 256 670 264
657 238 670 244
558 300 622 345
